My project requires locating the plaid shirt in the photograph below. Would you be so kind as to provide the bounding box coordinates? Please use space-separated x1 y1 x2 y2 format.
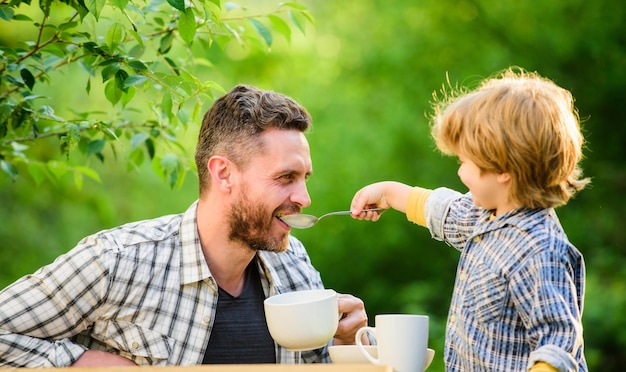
425 188 587 372
0 201 328 367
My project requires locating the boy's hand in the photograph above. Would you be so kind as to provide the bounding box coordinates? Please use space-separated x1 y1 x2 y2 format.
351 181 413 217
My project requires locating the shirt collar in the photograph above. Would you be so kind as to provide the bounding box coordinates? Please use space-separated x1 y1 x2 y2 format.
178 200 213 285
257 251 285 295
480 206 553 233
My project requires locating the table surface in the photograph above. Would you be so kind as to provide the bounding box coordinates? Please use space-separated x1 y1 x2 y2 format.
14 365 393 372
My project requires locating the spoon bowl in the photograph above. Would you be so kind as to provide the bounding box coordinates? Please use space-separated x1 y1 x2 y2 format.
280 208 384 229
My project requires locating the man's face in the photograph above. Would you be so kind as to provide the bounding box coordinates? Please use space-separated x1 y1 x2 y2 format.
228 128 312 253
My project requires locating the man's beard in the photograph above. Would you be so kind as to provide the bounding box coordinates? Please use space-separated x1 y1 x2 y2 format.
228 192 290 253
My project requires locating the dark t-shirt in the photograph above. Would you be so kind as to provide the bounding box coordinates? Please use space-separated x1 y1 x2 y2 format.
202 261 276 364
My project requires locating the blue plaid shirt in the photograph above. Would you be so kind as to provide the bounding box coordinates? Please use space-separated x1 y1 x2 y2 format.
425 188 587 372
0 201 328 367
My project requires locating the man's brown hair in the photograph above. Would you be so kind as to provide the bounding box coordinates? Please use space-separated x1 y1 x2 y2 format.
195 85 311 196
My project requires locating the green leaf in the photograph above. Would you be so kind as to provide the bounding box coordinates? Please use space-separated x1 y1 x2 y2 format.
104 79 122 105
105 22 125 51
20 68 35 90
156 153 182 189
128 44 145 59
167 0 185 11
249 18 272 47
280 2 307 11
59 124 80 159
0 103 14 126
162 92 173 119
288 10 306 33
13 14 33 21
86 138 105 156
128 146 145 169
164 57 179 75
58 21 78 30
130 132 149 149
101 63 120 82
115 69 130 91
127 60 148 72
123 74 148 88
27 162 51 185
128 28 145 50
225 2 240 11
0 5 15 21
120 85 135 107
73 170 84 190
300 11 315 26
0 160 18 180
73 165 101 182
159 32 174 54
85 0 106 20
145 138 155 159
176 107 189 125
268 15 291 42
46 160 69 180
110 0 128 11
178 8 196 45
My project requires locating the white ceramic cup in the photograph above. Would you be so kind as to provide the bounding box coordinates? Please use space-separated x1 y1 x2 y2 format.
263 289 339 351
356 314 429 372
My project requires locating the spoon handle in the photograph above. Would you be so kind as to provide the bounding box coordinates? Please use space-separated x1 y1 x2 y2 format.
319 208 384 219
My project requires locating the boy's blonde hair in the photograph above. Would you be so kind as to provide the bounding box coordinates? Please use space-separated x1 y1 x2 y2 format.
431 67 589 208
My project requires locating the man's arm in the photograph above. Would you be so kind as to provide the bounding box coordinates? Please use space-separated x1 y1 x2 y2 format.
0 242 109 367
71 350 137 367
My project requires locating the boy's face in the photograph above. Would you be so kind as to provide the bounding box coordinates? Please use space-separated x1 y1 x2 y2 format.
457 154 515 215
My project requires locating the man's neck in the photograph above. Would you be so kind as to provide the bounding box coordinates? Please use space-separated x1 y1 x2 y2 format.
196 198 256 296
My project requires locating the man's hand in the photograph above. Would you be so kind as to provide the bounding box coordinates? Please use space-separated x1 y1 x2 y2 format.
72 350 137 367
333 293 369 345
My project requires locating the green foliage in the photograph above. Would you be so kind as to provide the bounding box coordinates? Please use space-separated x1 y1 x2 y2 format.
0 0 313 188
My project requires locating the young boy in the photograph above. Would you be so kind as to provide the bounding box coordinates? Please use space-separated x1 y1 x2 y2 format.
350 68 589 371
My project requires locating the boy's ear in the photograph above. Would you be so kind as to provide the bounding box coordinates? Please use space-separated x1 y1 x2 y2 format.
497 172 512 184
207 156 234 192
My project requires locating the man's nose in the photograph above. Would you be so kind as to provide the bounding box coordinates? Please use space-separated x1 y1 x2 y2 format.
291 182 312 208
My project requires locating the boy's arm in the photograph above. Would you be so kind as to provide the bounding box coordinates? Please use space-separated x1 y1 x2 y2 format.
406 186 433 226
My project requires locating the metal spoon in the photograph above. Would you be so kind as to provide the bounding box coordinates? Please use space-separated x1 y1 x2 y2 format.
279 208 385 229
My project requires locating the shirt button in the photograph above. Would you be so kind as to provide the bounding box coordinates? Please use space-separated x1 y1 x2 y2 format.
473 236 481 243
132 342 140 349
449 315 456 323
202 316 210 324
459 273 467 281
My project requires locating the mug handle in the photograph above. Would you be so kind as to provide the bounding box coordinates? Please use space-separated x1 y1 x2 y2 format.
355 326 379 365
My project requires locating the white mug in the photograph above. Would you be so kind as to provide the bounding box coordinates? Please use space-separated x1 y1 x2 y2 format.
264 289 338 351
356 314 429 372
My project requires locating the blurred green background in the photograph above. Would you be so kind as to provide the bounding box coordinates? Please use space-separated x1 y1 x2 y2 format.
1 0 625 370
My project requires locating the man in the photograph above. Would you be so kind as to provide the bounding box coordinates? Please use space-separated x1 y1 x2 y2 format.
0 85 368 367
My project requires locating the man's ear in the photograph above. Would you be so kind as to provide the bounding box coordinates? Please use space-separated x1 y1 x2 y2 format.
207 156 234 192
